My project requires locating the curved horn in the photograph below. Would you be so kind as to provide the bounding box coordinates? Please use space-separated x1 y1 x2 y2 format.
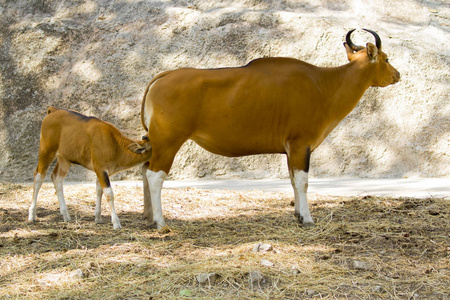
345 28 359 51
362 28 382 50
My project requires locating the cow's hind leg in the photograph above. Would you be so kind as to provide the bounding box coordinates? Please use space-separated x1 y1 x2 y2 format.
146 169 167 229
141 162 153 223
145 141 183 229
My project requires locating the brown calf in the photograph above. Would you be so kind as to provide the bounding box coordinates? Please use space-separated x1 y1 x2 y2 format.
28 107 152 229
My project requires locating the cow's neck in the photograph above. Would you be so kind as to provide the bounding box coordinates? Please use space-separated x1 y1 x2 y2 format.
322 60 373 121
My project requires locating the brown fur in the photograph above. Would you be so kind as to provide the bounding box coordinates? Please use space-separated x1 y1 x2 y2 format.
37 107 152 183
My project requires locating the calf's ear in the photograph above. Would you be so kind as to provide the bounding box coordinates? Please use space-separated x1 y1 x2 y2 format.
128 142 147 154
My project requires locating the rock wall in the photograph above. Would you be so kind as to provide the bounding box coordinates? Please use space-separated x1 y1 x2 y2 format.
0 0 449 182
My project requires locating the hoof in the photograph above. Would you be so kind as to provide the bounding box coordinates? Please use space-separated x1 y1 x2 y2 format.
294 212 302 224
142 212 153 221
157 226 171 234
294 213 315 227
147 221 158 229
303 222 315 228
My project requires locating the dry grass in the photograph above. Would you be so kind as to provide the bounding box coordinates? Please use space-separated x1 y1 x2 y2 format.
0 182 449 299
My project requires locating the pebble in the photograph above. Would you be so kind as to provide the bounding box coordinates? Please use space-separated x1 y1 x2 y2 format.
426 204 440 215
372 285 384 293
69 268 84 281
353 260 372 270
260 259 274 267
253 243 273 252
196 273 219 285
248 270 264 284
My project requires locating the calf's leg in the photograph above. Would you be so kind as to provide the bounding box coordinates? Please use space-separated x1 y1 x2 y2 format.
29 172 45 222
51 158 71 222
96 170 121 229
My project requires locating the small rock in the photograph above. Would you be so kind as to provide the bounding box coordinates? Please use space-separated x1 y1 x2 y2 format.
260 259 274 267
253 242 273 252
69 268 84 281
248 270 264 284
372 285 384 293
196 273 218 285
353 260 372 270
426 204 440 215
306 289 316 296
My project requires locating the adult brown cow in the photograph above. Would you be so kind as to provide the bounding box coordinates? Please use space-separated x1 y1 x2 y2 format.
140 29 400 229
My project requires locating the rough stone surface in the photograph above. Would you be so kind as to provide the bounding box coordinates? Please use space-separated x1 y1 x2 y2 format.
0 0 449 182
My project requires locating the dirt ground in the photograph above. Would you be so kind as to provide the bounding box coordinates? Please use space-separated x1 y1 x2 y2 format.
0 183 448 299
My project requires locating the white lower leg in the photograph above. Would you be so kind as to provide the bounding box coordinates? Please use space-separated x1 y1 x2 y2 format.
53 175 71 222
104 187 121 229
95 180 103 223
146 170 167 229
293 170 314 224
28 173 43 222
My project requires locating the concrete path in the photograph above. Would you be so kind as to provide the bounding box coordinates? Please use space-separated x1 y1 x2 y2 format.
113 178 449 199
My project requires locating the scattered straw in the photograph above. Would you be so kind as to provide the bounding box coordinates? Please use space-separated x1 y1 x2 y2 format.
0 183 448 299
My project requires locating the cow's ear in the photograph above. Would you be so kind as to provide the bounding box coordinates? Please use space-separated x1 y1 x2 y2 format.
366 43 378 62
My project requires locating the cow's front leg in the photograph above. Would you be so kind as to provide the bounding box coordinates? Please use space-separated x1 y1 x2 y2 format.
94 179 104 224
291 170 314 225
287 145 314 226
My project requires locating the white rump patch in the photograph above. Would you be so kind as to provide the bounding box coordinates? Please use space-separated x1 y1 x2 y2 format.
143 83 158 130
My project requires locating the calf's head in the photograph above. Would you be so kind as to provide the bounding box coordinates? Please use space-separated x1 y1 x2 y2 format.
128 135 152 154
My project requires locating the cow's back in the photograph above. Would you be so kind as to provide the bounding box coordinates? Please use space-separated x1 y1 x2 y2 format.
144 58 325 156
